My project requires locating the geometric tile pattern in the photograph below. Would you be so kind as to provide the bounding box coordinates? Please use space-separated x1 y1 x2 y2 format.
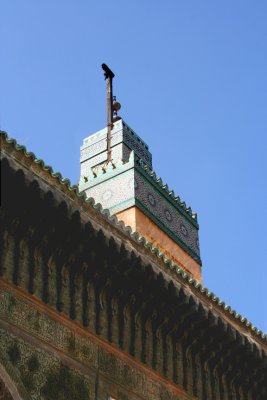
134 171 200 258
85 169 135 213
80 120 201 264
83 162 201 263
80 119 152 173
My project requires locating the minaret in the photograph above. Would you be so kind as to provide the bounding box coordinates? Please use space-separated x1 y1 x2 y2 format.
79 65 202 282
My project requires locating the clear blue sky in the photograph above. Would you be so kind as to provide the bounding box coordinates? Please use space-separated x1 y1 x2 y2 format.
1 1 266 332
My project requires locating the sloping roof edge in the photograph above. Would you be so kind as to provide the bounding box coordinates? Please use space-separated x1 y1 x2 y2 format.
1 130 266 343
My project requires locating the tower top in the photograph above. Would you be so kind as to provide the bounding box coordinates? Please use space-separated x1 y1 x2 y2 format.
78 67 202 281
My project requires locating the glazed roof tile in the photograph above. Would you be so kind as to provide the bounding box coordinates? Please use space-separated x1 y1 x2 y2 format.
0 130 266 342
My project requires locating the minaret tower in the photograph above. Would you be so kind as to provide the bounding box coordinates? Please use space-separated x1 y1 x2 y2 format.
79 65 202 281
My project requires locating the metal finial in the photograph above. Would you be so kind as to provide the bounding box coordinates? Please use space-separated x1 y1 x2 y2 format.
102 64 115 162
113 96 121 122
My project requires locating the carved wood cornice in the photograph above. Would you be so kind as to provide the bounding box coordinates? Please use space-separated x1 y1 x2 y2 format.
1 146 267 397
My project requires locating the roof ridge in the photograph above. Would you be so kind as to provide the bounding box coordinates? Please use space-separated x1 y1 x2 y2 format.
1 130 266 343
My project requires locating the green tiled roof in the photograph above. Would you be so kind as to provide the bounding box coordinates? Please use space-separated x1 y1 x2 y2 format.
1 130 266 342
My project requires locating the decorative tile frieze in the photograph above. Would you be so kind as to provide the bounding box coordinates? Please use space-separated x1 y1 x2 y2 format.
80 119 152 169
82 160 201 263
134 171 200 260
86 169 135 213
0 286 190 400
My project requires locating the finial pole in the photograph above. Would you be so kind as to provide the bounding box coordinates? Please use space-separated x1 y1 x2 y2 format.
102 63 115 162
